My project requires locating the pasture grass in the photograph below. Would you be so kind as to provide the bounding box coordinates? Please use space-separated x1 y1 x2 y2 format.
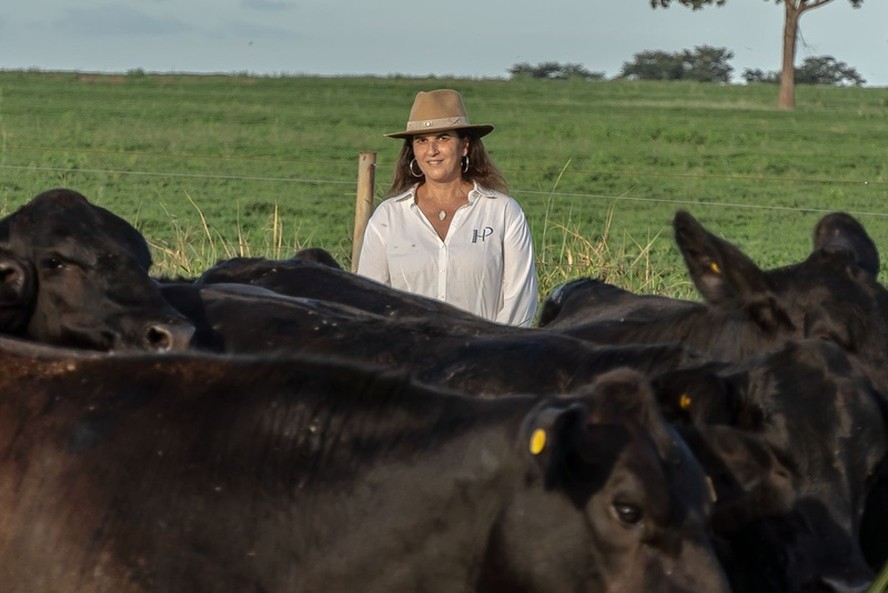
1 70 887 299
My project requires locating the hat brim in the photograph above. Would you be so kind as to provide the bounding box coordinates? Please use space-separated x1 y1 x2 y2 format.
385 123 494 139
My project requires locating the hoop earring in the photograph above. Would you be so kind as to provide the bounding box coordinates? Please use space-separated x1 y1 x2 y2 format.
409 158 424 178
461 155 470 173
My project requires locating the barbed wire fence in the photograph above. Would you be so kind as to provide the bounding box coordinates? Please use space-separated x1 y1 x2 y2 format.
3 155 884 216
2 143 887 294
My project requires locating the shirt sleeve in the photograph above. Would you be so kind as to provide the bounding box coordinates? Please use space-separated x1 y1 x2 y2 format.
495 200 539 327
356 215 391 285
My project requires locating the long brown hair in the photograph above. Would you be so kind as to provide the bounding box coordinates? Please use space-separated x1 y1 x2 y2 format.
386 133 509 197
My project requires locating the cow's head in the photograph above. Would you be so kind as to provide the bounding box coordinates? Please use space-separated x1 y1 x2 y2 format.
675 210 888 370
653 340 886 593
479 368 730 593
0 188 194 351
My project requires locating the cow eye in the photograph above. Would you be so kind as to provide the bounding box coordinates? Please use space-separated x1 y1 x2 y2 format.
41 257 65 271
613 502 643 525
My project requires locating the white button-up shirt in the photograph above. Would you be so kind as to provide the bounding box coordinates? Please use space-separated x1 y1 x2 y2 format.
357 182 539 327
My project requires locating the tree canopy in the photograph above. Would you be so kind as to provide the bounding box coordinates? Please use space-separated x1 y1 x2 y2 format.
508 62 605 80
743 56 865 85
651 1 862 8
619 46 734 82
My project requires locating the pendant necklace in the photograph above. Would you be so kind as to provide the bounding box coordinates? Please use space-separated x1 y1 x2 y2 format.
438 210 447 221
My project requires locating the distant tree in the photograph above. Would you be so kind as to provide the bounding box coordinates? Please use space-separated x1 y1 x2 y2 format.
744 56 865 86
507 62 537 78
508 62 604 80
682 45 734 82
795 56 866 85
742 68 780 83
557 63 606 80
619 50 686 80
650 0 866 109
619 46 733 83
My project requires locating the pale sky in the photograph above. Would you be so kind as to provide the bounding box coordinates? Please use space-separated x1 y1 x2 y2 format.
1 1 886 86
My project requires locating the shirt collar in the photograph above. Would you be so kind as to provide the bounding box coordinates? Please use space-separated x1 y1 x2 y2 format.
396 181 494 203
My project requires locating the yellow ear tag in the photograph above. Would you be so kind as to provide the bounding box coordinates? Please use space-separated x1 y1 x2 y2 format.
679 393 693 410
709 261 721 274
529 429 547 455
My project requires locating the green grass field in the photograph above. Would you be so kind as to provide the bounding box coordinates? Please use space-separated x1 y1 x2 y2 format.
1 70 886 299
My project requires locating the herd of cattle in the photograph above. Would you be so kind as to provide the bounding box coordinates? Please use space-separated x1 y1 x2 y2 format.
1 187 887 593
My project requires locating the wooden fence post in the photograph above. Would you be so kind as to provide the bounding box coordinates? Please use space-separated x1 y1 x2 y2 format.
351 151 376 272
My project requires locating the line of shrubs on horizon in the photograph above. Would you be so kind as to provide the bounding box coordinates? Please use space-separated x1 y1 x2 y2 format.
508 45 866 86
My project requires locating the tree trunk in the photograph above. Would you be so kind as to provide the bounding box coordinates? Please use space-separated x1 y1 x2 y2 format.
779 1 801 110
778 0 838 109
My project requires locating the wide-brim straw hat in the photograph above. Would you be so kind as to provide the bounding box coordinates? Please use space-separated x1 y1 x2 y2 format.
385 89 495 139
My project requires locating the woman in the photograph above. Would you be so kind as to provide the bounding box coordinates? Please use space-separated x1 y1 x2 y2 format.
357 89 538 327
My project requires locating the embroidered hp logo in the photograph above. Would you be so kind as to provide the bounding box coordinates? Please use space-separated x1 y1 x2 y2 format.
472 226 494 243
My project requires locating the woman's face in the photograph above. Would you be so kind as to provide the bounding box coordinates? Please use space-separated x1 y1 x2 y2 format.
411 130 468 183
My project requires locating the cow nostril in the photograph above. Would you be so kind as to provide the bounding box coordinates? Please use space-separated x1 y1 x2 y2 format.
146 325 174 351
0 262 24 289
145 323 194 352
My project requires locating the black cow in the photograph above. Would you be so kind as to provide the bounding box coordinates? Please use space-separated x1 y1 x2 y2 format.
292 246 343 269
653 339 887 593
0 188 194 351
196 255 515 333
160 282 699 396
541 210 888 373
539 211 888 573
0 338 729 593
538 277 697 328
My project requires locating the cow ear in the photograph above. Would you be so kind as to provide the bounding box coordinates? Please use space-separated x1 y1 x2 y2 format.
812 212 879 278
545 369 688 508
525 399 632 511
537 280 569 327
652 365 764 431
673 210 771 307
674 211 795 333
651 364 738 426
523 402 589 489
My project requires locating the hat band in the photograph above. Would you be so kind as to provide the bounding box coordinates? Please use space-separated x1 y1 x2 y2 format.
404 116 470 132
